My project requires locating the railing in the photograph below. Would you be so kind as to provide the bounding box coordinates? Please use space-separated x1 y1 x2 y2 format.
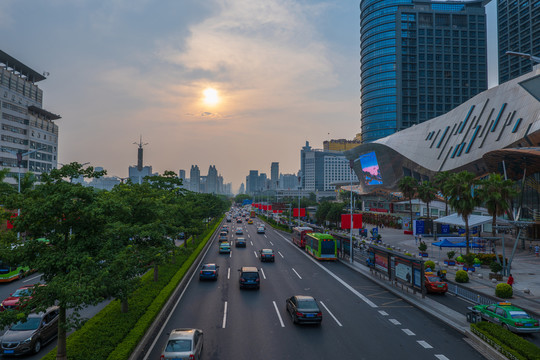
446 283 495 305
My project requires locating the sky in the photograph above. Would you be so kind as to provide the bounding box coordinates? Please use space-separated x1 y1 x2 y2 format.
1 0 497 192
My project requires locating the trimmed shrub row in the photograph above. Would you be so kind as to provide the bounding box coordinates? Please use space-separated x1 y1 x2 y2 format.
41 217 223 360
471 321 540 360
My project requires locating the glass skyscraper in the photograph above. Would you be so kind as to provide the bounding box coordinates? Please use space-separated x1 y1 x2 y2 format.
360 0 488 143
497 0 540 83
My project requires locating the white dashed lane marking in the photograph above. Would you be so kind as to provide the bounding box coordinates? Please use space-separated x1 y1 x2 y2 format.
273 301 285 327
389 319 401 325
292 268 302 279
378 310 388 316
278 251 284 258
402 329 415 336
260 268 266 279
222 302 228 328
434 355 449 360
417 340 433 349
319 301 342 327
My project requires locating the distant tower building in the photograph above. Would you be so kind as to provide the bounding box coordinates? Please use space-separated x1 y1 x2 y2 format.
206 165 218 194
323 136 362 151
271 162 279 189
217 174 224 194
247 170 259 194
190 165 200 192
280 174 299 190
128 136 153 184
178 169 188 189
0 50 60 186
497 1 540 83
238 183 245 194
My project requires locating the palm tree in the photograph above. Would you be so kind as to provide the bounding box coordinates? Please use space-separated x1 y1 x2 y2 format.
446 171 482 254
417 180 437 234
479 173 517 237
398 176 418 231
433 171 451 216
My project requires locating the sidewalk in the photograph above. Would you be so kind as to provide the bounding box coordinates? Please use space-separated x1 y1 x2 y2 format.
360 223 540 316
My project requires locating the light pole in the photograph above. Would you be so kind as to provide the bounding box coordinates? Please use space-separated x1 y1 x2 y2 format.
349 160 354 264
297 175 301 225
505 51 540 64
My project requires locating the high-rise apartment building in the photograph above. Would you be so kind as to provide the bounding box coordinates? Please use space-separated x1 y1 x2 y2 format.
497 1 540 83
360 0 487 142
246 170 259 194
190 165 200 192
270 162 279 189
0 50 60 186
206 165 218 194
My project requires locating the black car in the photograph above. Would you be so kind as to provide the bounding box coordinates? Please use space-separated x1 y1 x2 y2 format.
239 267 260 289
286 295 322 325
259 249 275 262
199 263 219 281
235 238 246 247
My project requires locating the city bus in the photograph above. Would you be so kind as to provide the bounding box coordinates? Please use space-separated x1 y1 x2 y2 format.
0 261 29 283
292 226 313 249
305 233 337 261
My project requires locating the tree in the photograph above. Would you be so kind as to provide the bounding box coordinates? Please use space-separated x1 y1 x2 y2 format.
416 180 436 221
315 201 332 225
327 202 345 226
479 173 517 237
398 176 418 230
446 171 482 254
433 171 451 216
0 163 108 360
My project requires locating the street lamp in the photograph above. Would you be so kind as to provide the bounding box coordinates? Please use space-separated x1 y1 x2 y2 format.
297 175 301 225
505 51 540 64
349 160 354 264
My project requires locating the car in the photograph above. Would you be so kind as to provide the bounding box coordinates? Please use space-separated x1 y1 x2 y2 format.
247 219 253 224
161 328 203 360
1 284 42 311
219 230 228 237
235 238 246 248
239 266 260 289
257 227 265 234
199 264 219 281
236 218 242 223
0 306 59 355
472 302 540 333
235 228 243 235
286 295 322 325
219 242 231 254
259 249 275 262
226 217 232 222
424 272 448 294
221 228 229 234
218 235 228 243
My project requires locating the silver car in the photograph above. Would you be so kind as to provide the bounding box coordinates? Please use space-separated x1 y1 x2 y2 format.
161 328 203 360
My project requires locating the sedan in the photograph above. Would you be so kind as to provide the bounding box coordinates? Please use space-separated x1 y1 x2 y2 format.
235 228 244 235
0 306 59 355
235 238 246 248
257 227 265 234
472 302 540 333
199 264 219 281
161 328 203 360
425 273 448 294
286 295 322 325
1 284 41 311
259 249 275 262
219 242 231 254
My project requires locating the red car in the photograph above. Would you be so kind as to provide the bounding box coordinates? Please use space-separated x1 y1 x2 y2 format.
1 284 41 311
425 272 447 294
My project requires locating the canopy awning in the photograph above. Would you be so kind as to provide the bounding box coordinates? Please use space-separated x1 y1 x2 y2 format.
431 239 463 248
433 214 498 227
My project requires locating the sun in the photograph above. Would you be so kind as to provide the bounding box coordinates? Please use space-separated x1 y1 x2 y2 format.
203 88 219 106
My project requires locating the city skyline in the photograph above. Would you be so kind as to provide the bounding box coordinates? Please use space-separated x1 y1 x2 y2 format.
1 0 498 190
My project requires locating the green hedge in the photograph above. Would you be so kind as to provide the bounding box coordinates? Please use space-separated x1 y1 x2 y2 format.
495 283 513 298
455 270 469 283
41 216 223 360
471 322 540 360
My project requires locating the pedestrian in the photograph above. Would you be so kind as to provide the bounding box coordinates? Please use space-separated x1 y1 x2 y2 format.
415 235 418 245
507 274 514 287
536 245 539 257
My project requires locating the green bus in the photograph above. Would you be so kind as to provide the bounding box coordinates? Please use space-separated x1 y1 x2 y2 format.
0 261 29 283
305 233 337 261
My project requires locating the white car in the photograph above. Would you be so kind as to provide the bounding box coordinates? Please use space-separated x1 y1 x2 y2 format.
257 227 265 234
161 328 203 360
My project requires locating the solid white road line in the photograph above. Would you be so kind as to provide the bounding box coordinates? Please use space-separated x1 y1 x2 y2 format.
389 319 401 325
417 340 433 349
273 301 285 327
292 268 302 279
277 232 378 308
269 241 274 246
260 268 266 279
222 301 228 328
402 329 415 336
23 274 41 283
378 310 389 316
227 268 230 280
278 251 284 258
254 251 258 258
434 355 449 360
319 301 342 327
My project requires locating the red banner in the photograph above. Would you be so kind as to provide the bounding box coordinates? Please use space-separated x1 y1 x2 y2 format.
293 208 306 217
273 210 283 213
6 214 17 229
341 214 363 229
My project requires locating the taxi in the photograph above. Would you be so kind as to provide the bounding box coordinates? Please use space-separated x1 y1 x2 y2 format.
247 219 253 224
424 272 447 294
472 302 540 333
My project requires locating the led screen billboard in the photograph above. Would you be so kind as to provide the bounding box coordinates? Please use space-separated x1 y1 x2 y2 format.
358 151 383 185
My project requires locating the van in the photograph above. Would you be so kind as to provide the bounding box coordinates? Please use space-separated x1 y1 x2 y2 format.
238 266 260 289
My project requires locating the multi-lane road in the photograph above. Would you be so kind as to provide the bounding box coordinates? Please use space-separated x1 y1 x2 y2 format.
145 217 485 360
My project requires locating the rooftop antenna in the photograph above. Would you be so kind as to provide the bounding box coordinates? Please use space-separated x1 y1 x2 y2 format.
133 135 148 171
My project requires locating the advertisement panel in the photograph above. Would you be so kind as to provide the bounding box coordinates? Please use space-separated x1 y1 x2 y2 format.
358 151 383 185
374 252 388 272
395 258 412 284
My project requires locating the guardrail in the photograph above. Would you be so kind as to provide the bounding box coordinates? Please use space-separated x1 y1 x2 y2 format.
446 283 496 305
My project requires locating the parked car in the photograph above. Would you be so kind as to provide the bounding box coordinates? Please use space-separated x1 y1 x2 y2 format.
424 272 448 294
285 295 322 325
259 249 275 262
472 302 540 333
235 238 246 248
219 242 231 254
1 284 43 311
257 227 265 234
161 328 203 360
239 266 260 289
199 264 219 281
0 306 59 355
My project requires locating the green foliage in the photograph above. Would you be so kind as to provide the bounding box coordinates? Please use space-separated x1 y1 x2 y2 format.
490 261 503 274
398 176 417 230
446 250 456 259
463 253 477 266
479 173 517 237
416 181 436 220
424 260 435 270
418 241 427 252
471 322 540 360
474 257 481 265
495 283 513 298
456 255 464 263
259 215 292 233
455 270 469 283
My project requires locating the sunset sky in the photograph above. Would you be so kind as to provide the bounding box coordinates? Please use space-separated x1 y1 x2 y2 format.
1 0 497 192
